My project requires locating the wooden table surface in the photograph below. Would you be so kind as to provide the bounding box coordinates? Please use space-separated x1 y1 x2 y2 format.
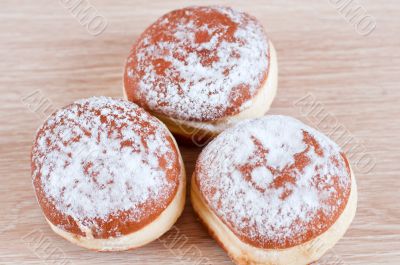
1 0 399 264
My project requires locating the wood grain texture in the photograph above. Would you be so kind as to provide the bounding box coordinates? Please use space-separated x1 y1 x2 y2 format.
0 0 399 264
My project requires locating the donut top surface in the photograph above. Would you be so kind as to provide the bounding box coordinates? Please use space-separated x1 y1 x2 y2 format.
31 97 181 238
124 6 269 122
195 115 352 248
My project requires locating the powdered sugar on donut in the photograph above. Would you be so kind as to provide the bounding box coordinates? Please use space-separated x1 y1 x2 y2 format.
196 115 352 248
125 6 269 121
32 97 180 230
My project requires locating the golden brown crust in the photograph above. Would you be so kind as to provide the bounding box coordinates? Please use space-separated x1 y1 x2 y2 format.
124 6 271 122
32 97 182 240
194 116 352 249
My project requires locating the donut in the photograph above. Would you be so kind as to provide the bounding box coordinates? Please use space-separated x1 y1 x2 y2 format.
31 97 186 251
191 115 357 264
124 6 278 145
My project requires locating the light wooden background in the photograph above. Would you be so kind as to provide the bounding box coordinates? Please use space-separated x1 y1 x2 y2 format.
0 0 399 264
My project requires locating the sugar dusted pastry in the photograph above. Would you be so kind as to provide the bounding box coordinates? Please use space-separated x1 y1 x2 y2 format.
124 6 278 144
31 97 185 251
191 115 357 264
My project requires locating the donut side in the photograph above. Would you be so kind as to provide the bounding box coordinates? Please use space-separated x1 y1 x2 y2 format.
191 170 357 265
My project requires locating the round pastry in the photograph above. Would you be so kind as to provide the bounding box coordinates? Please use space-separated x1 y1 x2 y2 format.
123 6 278 145
191 115 357 265
31 96 186 251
